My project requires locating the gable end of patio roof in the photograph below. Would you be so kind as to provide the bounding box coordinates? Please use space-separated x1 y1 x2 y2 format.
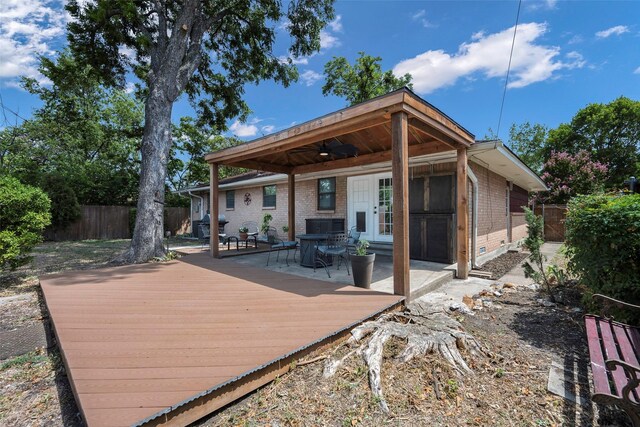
204 88 475 174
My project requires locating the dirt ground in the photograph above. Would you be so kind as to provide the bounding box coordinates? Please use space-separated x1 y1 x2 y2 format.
194 284 616 427
0 243 633 426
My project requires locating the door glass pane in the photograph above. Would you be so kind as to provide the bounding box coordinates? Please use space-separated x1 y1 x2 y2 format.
356 211 367 232
378 178 393 235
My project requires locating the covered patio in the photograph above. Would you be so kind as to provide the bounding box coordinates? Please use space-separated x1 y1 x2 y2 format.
205 88 475 301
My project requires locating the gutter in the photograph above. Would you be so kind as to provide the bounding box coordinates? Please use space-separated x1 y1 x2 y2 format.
468 167 479 268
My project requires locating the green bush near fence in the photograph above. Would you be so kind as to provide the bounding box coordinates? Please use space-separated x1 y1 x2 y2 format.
565 194 640 317
0 176 52 271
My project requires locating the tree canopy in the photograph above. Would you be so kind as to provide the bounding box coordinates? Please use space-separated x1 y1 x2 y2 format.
505 97 639 195
64 0 335 262
322 52 412 106
0 51 143 207
544 97 640 188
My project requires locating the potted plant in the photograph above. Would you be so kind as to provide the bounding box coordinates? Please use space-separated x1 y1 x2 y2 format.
351 239 375 288
238 226 249 240
282 225 289 234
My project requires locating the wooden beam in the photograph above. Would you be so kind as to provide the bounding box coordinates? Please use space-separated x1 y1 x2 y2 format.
408 117 469 150
391 112 410 299
402 93 475 144
456 148 469 279
292 140 451 175
226 160 293 174
210 163 219 259
288 174 295 241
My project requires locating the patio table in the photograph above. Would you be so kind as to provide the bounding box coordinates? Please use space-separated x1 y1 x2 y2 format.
296 233 333 268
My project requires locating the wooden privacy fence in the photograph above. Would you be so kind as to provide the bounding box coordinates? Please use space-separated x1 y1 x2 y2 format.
534 204 567 242
44 205 190 241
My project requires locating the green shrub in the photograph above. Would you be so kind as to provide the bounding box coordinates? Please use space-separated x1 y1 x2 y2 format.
565 194 640 317
0 176 52 271
42 173 81 229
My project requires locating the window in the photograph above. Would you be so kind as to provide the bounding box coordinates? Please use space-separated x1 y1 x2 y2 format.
226 190 235 209
317 177 336 210
263 185 276 208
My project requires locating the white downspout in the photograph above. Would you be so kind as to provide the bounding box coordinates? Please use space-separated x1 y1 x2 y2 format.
188 191 204 221
468 167 479 268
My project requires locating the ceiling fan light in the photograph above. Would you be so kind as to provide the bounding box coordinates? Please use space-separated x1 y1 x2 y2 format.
319 150 330 156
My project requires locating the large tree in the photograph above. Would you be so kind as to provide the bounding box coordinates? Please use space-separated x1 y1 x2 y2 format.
65 0 335 262
544 97 640 188
507 122 548 173
322 51 412 106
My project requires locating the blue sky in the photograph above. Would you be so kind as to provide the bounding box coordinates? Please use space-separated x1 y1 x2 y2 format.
1 0 639 141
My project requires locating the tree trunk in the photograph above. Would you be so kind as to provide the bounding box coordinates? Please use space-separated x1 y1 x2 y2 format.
121 90 173 263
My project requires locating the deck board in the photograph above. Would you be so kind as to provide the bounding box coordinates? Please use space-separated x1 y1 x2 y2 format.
40 253 402 426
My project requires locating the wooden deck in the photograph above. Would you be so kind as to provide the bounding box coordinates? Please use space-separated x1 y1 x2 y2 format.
40 253 403 427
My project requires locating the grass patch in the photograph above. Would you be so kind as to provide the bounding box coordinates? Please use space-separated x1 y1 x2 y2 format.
1 352 48 370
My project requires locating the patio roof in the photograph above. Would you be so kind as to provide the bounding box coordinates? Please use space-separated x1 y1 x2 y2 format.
204 87 475 173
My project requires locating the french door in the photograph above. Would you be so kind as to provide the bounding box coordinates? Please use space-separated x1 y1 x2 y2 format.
347 173 393 242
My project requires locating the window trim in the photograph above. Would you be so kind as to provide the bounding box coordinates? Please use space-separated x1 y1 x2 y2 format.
317 177 336 211
226 190 235 210
263 185 276 208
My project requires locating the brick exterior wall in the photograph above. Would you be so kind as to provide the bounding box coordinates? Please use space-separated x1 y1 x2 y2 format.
192 176 347 238
510 212 527 242
469 162 509 258
190 161 529 258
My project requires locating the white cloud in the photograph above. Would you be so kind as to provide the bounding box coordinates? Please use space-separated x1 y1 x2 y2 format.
596 25 629 38
300 69 322 86
411 9 434 28
0 0 66 85
229 120 258 137
393 22 584 94
328 15 342 33
320 30 340 49
124 82 136 94
278 55 308 65
567 34 583 45
261 125 275 134
634 66 640 75
526 0 558 11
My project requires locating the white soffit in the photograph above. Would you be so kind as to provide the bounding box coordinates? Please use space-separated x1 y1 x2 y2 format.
468 142 547 192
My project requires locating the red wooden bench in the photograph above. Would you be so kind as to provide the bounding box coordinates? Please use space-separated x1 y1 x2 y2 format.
585 294 640 426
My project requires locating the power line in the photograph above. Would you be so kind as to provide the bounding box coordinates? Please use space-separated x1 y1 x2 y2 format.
496 0 522 140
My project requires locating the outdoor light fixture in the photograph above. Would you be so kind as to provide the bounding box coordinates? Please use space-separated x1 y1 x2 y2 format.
318 145 330 156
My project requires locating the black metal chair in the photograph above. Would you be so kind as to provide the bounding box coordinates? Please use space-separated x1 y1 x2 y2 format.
199 224 210 248
315 233 350 278
347 226 361 254
266 226 298 266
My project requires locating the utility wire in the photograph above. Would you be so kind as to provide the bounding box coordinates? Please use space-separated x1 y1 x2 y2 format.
496 0 522 140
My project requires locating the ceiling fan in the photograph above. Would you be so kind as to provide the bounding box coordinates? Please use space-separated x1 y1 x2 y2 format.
289 138 358 160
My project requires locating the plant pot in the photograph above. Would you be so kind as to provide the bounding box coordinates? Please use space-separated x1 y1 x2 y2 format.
351 252 375 288
239 232 248 240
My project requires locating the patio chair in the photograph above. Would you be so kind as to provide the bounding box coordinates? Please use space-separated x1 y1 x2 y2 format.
315 232 350 278
347 226 361 253
200 223 229 248
199 224 210 248
266 226 298 267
